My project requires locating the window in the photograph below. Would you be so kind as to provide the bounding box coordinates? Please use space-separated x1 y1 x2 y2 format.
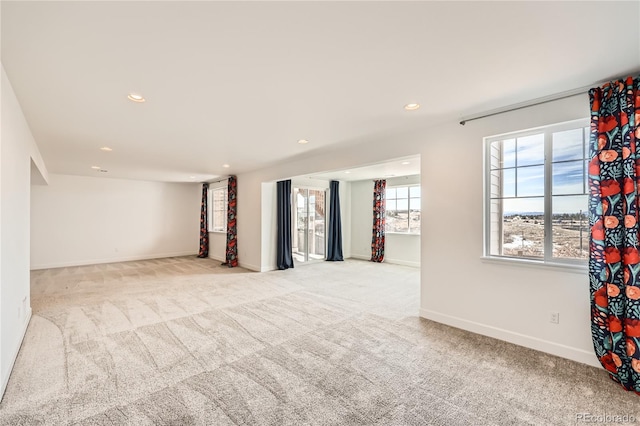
386 185 420 234
208 186 227 232
485 119 589 263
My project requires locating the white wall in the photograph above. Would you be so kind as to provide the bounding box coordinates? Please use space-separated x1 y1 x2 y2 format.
420 96 596 366
260 181 277 272
350 175 420 267
208 232 227 262
1 65 47 396
339 180 352 259
350 180 374 260
31 174 201 269
384 233 420 267
236 93 598 367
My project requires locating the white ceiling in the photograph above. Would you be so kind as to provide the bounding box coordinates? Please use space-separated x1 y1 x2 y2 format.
311 155 420 182
2 1 639 182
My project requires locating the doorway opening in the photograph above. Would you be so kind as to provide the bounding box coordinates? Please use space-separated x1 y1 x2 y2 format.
292 187 326 263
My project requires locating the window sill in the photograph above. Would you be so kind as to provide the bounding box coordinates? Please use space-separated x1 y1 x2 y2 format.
481 255 587 274
208 230 227 234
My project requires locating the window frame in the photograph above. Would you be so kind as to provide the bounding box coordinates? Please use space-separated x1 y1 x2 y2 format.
207 186 228 233
483 118 589 267
385 184 421 235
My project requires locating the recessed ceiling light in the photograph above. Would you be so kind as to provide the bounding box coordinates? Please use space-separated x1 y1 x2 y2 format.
127 93 145 103
98 169 108 173
91 166 101 170
222 164 230 168
100 146 113 152
297 139 309 144
189 176 196 179
404 103 420 111
401 161 411 165
344 171 351 174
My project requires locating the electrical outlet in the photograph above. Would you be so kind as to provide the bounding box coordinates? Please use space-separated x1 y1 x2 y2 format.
550 312 560 324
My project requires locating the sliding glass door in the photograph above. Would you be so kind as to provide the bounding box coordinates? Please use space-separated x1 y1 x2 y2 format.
292 187 326 263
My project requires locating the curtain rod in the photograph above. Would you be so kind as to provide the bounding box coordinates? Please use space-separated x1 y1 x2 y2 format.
205 177 229 184
459 73 639 126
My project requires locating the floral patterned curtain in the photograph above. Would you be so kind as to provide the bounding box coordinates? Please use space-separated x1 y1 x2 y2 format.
223 176 238 267
371 179 386 262
197 183 209 258
589 75 640 393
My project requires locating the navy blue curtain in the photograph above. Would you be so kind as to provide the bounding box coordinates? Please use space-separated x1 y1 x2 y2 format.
276 180 294 270
326 180 344 261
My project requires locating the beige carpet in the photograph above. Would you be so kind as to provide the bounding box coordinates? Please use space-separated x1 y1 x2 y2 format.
0 257 638 425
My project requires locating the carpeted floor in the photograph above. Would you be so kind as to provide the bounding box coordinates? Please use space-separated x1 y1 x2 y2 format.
0 257 638 425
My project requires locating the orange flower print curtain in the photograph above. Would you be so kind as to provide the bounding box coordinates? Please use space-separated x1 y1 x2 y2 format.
371 179 385 262
197 183 209 258
223 176 238 268
589 75 640 393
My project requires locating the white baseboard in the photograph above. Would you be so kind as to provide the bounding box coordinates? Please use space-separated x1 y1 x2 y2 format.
349 254 370 261
420 308 600 368
208 257 259 272
1 307 32 400
347 254 419 268
237 262 260 272
385 258 420 268
208 253 226 262
30 251 197 270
